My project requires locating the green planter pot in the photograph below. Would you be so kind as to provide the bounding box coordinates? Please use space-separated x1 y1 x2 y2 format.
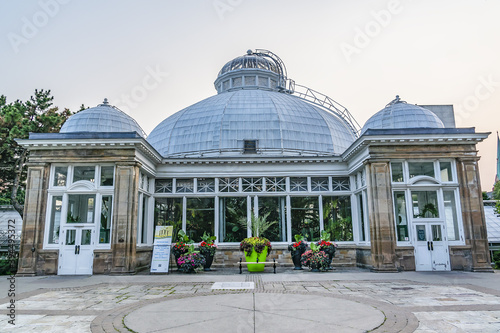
245 247 268 272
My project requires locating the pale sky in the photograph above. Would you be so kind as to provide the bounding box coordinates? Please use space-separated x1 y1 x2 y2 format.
1 0 499 190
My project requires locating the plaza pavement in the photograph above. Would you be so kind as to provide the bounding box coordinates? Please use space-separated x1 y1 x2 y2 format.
0 267 499 332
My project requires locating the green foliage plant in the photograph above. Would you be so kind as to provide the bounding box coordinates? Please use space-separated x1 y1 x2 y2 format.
0 90 73 216
238 213 276 257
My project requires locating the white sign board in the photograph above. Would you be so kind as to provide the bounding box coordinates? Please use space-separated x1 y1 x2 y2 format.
150 226 173 273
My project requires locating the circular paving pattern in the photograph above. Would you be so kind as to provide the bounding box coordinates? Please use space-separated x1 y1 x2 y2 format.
123 293 385 332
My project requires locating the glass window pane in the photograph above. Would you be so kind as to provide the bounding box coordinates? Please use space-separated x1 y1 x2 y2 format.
73 166 96 183
311 177 329 191
391 162 404 182
394 191 409 241
176 179 194 193
101 166 114 186
66 229 76 245
443 191 459 241
186 198 215 242
322 196 353 241
67 194 96 223
258 196 286 242
416 225 426 241
53 167 67 187
290 177 307 191
81 229 92 245
291 197 320 241
357 193 365 242
432 225 442 241
197 178 215 193
242 177 263 192
440 162 453 182
219 197 247 242
265 177 285 192
408 162 435 179
219 177 239 192
154 198 183 241
48 196 62 244
141 196 148 244
332 177 350 191
155 179 173 193
99 196 112 244
411 191 439 218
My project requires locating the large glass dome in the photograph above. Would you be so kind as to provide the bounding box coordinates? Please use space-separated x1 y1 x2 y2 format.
60 99 146 137
361 96 445 134
147 89 356 158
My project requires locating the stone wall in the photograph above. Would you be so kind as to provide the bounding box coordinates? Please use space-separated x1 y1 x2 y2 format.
394 247 416 271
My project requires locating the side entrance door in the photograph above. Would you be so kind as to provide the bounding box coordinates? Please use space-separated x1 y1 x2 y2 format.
414 223 450 271
58 227 94 275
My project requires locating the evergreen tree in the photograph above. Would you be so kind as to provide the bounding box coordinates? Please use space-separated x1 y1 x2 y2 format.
0 90 73 216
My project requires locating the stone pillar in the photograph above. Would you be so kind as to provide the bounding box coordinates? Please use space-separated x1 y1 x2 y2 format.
17 164 49 276
110 163 140 274
456 157 493 272
366 161 398 272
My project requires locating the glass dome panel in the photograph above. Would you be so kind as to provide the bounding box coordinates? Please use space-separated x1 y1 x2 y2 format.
147 90 356 157
60 101 146 137
361 97 445 134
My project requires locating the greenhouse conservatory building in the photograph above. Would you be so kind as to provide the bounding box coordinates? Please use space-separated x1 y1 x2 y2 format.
17 50 492 275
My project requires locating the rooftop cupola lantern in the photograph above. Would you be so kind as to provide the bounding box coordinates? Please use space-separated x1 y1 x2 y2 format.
214 49 295 94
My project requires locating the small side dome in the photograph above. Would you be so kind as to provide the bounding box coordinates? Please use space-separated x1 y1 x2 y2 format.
361 96 445 134
60 99 146 137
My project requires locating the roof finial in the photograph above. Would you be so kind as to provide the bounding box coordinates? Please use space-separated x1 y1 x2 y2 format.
102 98 109 105
246 49 253 55
386 95 406 107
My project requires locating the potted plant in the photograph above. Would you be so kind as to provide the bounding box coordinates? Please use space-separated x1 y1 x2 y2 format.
317 230 337 270
301 242 329 272
177 245 206 273
239 213 276 272
198 232 217 271
288 234 307 270
172 230 192 270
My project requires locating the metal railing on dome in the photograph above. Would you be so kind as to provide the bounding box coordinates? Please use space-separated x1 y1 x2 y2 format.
291 84 361 136
250 49 361 137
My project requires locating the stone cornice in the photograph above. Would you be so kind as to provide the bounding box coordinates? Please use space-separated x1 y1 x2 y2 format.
342 132 490 161
160 156 343 165
16 138 162 164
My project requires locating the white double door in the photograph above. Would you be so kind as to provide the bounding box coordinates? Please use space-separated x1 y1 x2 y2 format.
58 226 95 275
413 223 450 271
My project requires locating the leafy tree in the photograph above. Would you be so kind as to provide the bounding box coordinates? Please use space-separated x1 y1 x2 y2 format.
493 181 500 201
483 191 490 200
0 90 72 216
